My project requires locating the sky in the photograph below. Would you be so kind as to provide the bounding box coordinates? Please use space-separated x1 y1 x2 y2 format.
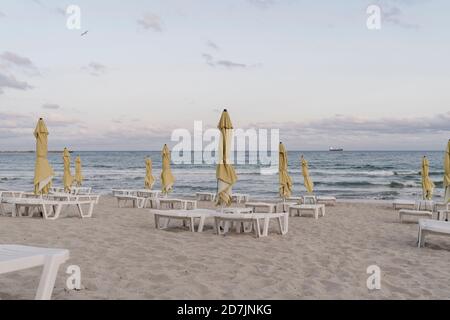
0 0 449 151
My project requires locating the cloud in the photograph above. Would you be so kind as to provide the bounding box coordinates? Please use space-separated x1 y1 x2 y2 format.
0 72 33 94
0 11 5 18
0 51 36 69
42 103 60 110
375 0 423 29
215 60 247 69
382 5 420 29
206 40 220 51
245 112 450 149
137 13 163 32
202 53 258 69
82 62 107 76
0 51 40 77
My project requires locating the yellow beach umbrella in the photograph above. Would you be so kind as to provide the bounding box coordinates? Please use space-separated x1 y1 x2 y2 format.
421 156 435 200
443 140 450 203
161 144 175 195
216 109 237 206
74 156 83 187
301 155 314 194
33 118 54 195
144 158 155 189
279 142 292 199
63 147 74 192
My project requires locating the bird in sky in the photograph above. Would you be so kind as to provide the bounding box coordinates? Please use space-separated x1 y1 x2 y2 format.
81 30 88 36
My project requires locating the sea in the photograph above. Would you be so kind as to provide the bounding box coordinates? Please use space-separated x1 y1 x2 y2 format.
0 151 446 200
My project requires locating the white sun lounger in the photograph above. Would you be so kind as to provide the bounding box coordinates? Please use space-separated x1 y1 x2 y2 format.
214 212 288 238
393 199 416 210
158 198 197 210
50 186 92 195
231 193 250 203
152 209 215 232
0 245 69 300
418 219 450 248
244 202 277 213
317 196 337 206
3 197 97 220
195 192 216 201
288 204 325 219
1 191 25 215
112 189 145 208
398 200 434 223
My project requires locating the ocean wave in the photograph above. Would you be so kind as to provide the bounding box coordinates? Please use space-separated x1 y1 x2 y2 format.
389 181 416 188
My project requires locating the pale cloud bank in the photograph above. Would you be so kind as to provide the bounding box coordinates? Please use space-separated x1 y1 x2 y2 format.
82 62 107 76
137 13 163 32
1 112 448 151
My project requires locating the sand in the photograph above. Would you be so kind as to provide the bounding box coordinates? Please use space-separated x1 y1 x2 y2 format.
1 196 450 300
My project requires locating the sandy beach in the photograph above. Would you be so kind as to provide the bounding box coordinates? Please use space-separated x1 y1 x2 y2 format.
1 196 449 300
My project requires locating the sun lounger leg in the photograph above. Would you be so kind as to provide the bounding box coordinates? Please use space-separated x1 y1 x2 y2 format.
35 256 64 300
255 219 262 238
189 217 195 232
283 214 288 234
163 218 170 229
262 217 270 236
197 216 205 232
215 218 223 235
86 202 94 217
76 204 84 218
418 228 426 248
154 215 160 229
12 204 18 217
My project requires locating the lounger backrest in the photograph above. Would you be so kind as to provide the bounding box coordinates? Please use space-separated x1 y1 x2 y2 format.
415 200 433 212
303 196 317 205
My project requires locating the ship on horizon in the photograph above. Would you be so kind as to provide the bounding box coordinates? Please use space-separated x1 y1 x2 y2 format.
329 147 344 151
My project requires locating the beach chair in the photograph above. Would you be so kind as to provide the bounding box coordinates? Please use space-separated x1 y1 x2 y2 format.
152 209 215 232
288 195 325 219
214 212 288 238
418 219 450 248
317 196 337 206
157 198 197 210
244 202 277 213
195 192 216 201
399 200 434 223
393 199 416 210
0 245 69 300
3 197 97 220
112 189 145 208
0 191 25 215
231 193 250 204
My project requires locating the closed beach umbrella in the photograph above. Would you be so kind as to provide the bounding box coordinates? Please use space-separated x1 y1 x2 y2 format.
443 140 450 203
144 158 155 189
421 156 435 200
161 144 175 195
74 156 83 187
279 142 292 199
63 147 74 192
301 155 314 194
33 118 54 195
216 109 237 206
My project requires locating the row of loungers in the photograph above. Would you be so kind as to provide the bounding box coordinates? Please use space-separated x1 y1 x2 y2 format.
0 189 100 220
149 195 331 238
153 209 288 238
393 199 450 248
